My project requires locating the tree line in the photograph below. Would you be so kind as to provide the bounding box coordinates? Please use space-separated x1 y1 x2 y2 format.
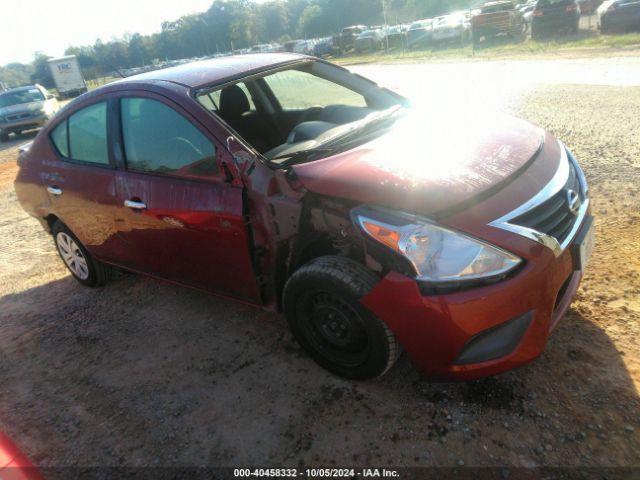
1 0 472 88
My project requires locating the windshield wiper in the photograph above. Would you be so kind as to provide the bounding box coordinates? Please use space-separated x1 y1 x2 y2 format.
268 106 403 167
322 106 403 147
269 147 335 166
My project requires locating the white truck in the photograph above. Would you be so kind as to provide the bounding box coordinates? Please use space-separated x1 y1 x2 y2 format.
47 55 88 98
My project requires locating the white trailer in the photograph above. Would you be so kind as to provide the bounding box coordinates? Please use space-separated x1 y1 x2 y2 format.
47 55 88 98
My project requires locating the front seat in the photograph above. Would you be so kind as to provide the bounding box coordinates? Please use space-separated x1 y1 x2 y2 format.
218 85 279 153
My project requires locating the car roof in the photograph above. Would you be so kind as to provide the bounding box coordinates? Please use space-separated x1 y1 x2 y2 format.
119 53 308 90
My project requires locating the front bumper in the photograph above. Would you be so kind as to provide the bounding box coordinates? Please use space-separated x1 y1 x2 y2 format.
358 136 591 380
433 28 465 41
361 227 586 380
0 114 48 134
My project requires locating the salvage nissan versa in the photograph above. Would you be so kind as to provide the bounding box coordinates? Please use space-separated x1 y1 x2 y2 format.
14 54 593 380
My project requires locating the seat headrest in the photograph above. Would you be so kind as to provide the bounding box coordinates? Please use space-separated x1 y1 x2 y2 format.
219 84 250 119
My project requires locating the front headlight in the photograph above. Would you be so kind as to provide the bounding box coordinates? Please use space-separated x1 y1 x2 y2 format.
353 206 522 283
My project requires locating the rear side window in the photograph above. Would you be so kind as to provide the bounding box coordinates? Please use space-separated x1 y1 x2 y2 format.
196 82 255 113
68 102 109 164
50 101 109 165
121 97 218 178
50 121 69 157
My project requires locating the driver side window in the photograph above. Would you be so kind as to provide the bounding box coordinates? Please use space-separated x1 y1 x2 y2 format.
263 69 367 110
120 97 218 179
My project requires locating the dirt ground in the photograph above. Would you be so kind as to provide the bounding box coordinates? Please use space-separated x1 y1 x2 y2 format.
0 79 639 473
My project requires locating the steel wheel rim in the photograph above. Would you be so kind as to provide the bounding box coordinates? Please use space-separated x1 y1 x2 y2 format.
298 291 370 367
56 232 89 280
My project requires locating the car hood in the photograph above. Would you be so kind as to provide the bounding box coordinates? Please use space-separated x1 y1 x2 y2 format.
0 101 45 116
292 111 545 217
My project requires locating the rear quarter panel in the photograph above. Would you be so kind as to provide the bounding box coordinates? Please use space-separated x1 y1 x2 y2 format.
14 140 54 231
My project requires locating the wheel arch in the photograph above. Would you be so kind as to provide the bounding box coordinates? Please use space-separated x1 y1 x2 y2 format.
43 213 61 234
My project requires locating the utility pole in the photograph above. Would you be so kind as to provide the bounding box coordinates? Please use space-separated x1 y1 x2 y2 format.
382 0 389 51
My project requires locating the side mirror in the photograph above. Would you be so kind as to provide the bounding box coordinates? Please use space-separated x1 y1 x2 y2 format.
46 94 55 100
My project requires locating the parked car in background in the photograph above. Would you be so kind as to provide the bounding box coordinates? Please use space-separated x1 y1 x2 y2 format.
292 39 317 55
313 37 334 56
432 12 471 44
250 43 284 53
284 40 302 52
333 25 368 53
471 1 526 45
354 28 386 52
407 19 435 48
14 54 592 381
47 55 87 99
597 0 640 32
0 85 59 142
531 0 581 38
385 24 409 47
577 0 604 14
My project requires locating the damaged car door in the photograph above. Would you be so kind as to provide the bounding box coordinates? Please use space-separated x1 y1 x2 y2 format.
112 92 261 302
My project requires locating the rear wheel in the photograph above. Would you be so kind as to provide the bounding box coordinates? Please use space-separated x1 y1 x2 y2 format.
283 256 399 380
52 221 109 287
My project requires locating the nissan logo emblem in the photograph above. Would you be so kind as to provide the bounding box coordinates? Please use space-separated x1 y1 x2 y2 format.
566 189 581 215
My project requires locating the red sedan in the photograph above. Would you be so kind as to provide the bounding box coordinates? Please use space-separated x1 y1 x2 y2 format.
14 54 593 380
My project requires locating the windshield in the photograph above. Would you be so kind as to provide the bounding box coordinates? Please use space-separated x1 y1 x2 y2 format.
195 60 404 166
267 106 404 165
0 88 45 108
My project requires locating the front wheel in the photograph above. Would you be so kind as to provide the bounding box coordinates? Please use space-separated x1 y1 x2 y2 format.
283 256 400 380
52 221 109 287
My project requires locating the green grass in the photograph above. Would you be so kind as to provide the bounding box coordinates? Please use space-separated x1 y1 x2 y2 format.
335 32 640 66
86 76 120 91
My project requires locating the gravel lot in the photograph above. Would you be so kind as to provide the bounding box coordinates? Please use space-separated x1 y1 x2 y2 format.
0 60 639 474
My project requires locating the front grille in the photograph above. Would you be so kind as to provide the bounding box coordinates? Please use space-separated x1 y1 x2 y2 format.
6 113 31 121
510 160 582 245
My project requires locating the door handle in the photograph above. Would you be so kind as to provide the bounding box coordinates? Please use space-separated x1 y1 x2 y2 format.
124 199 147 210
47 186 62 196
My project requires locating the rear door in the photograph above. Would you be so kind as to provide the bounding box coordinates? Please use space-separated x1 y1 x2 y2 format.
111 91 261 302
42 99 122 262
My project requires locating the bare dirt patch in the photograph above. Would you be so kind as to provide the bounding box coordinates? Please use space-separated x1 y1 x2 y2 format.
0 84 638 473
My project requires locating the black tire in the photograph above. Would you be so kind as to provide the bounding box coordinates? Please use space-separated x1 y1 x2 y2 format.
52 221 109 287
0 132 8 142
283 256 400 380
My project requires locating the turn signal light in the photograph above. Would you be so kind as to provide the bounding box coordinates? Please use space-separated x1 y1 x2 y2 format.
362 221 401 251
